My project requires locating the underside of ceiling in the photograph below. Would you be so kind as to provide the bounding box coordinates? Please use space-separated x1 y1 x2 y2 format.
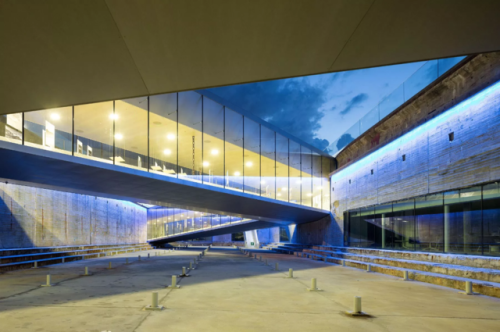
1 0 500 115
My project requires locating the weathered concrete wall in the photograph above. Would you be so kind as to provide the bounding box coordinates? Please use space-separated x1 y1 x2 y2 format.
0 183 147 249
298 52 500 246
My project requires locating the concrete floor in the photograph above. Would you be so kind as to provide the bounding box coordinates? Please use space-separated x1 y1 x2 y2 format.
1 248 499 332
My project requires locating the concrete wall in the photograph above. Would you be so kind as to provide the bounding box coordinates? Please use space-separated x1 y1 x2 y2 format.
296 52 500 246
256 227 280 244
212 234 232 243
0 182 147 249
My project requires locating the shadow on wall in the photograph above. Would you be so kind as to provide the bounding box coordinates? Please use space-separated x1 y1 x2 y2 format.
0 189 34 248
296 213 342 246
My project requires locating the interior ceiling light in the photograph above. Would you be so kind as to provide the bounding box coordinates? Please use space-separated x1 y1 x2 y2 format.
167 133 176 140
211 149 219 155
163 149 171 155
261 180 266 184
281 187 287 191
234 171 240 176
202 161 210 167
245 161 253 167
307 193 313 197
277 193 282 197
109 113 118 120
114 133 123 140
50 113 60 121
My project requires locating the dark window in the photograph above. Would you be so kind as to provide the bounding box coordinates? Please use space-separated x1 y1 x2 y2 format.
402 154 406 161
371 169 374 175
279 227 289 242
231 232 244 241
449 132 454 142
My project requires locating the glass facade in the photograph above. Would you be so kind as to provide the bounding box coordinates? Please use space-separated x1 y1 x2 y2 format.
344 181 500 256
7 91 333 210
147 206 254 240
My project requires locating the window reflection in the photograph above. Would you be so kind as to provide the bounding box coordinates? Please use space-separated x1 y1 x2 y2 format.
24 107 72 154
225 108 243 191
276 133 289 202
0 113 22 144
289 141 301 203
74 101 113 163
261 126 275 199
178 92 202 182
243 118 260 195
203 97 224 187
301 147 312 207
149 93 177 176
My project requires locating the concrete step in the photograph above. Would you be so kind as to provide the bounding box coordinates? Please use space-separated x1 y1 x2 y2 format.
303 248 500 283
312 246 500 270
0 243 151 257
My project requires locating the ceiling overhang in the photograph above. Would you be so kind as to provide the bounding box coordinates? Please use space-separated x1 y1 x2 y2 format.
2 0 500 114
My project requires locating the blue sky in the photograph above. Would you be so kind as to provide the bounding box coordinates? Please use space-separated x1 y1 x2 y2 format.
207 57 463 154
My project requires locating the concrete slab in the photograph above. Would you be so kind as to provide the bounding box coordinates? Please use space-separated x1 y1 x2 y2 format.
0 248 499 332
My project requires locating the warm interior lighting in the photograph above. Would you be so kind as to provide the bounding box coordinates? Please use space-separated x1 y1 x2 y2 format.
245 161 253 167
114 133 123 140
234 171 241 176
167 133 176 140
277 193 282 197
109 113 118 120
261 180 266 184
202 161 210 167
163 149 172 155
281 187 287 191
307 193 313 197
50 113 60 121
211 149 219 155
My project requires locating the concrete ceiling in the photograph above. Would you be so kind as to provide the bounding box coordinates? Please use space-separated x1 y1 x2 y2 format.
2 0 500 115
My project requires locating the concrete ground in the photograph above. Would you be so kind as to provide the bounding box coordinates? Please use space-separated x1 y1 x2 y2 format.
0 248 499 332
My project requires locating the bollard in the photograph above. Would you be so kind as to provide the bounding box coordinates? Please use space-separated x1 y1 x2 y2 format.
260 256 263 262
139 255 141 261
144 292 164 311
33 261 38 269
41 274 53 287
179 267 190 277
148 253 150 258
62 257 65 263
167 275 180 289
126 258 129 264
108 262 113 269
275 263 279 271
345 296 369 316
402 270 409 281
366 264 371 273
460 281 477 295
82 266 92 276
307 278 321 292
287 268 294 279
265 259 268 266
189 262 194 270
342 260 346 267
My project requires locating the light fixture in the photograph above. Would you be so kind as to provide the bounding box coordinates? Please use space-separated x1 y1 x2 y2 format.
307 193 313 197
245 161 253 167
167 133 176 140
296 180 302 184
281 187 287 191
211 149 219 155
234 171 240 176
277 193 282 197
202 161 210 167
163 149 171 155
261 180 266 184
114 133 123 140
109 113 118 120
50 113 60 121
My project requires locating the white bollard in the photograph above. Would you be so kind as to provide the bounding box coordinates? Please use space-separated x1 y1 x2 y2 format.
354 296 362 314
403 270 409 281
62 257 65 263
138 255 141 261
41 274 53 287
275 263 279 271
189 262 194 270
148 253 150 258
33 261 38 269
168 275 180 288
82 266 92 276
460 281 477 295
260 256 263 262
366 264 371 272
265 259 268 266
307 278 320 291
126 258 129 264
342 260 346 267
108 262 112 269
287 268 294 278
145 292 164 310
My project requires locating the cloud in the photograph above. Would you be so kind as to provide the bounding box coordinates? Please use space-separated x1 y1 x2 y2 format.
207 77 332 152
339 93 369 115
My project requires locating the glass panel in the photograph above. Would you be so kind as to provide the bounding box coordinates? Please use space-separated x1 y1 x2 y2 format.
483 182 500 256
224 108 243 191
243 118 260 195
149 93 177 177
390 199 415 251
276 133 289 202
0 113 22 144
289 141 301 204
415 193 443 252
438 56 466 76
178 91 202 182
444 186 482 254
312 153 322 209
202 212 211 229
74 101 113 164
260 126 275 199
202 97 224 187
212 214 221 227
404 60 438 101
321 157 331 210
24 107 72 154
379 84 404 119
359 106 379 135
374 204 392 249
114 97 148 170
300 146 312 207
